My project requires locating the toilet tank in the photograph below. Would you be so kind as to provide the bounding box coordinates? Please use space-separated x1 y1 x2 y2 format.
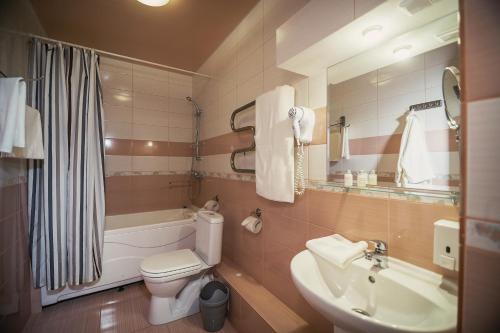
195 210 224 266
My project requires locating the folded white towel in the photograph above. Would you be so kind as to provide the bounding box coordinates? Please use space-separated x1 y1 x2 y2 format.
0 78 26 153
1 106 44 159
306 234 368 268
341 126 350 160
395 110 434 186
255 85 295 203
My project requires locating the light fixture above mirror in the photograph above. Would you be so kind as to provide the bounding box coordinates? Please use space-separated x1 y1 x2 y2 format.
362 25 384 41
136 0 170 7
393 45 412 59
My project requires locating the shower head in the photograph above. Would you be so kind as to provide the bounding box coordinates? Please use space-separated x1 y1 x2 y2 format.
186 96 201 116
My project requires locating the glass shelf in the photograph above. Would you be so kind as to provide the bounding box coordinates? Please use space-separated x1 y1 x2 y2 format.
308 180 460 206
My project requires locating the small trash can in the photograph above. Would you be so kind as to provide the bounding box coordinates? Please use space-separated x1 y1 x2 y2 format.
200 281 229 332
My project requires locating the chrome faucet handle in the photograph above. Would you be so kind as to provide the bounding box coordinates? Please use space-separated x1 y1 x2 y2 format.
368 240 387 254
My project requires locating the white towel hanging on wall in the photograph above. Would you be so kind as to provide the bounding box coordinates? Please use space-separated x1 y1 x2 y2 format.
1 106 44 159
395 110 434 186
255 85 295 203
0 78 26 153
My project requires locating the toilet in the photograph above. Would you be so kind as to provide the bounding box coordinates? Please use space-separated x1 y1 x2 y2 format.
140 210 224 325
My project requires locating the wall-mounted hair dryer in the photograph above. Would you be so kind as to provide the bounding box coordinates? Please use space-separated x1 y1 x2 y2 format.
288 106 315 196
288 106 315 146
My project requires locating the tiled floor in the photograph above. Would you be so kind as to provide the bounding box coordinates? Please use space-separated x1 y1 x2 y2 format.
23 282 237 333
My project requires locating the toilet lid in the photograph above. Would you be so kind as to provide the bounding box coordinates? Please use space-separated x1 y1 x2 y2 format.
140 249 201 275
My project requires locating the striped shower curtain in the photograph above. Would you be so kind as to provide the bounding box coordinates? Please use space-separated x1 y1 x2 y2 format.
27 40 105 290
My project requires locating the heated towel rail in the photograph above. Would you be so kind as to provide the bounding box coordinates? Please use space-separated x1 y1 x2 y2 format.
229 100 256 174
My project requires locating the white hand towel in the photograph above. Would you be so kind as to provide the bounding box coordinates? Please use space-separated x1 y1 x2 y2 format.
1 106 44 159
341 126 350 160
395 111 434 186
306 234 368 268
255 85 295 203
0 78 26 153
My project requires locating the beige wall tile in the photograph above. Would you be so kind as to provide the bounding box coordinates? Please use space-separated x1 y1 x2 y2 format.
169 113 192 129
169 97 193 115
101 68 133 91
103 88 133 108
103 104 133 123
169 157 191 173
132 75 169 97
134 92 169 112
466 97 500 221
132 156 169 172
105 155 132 173
308 144 327 180
132 124 169 141
237 72 263 106
169 72 192 87
100 57 132 72
169 127 192 143
169 85 192 100
133 108 169 127
105 121 133 139
238 47 263 86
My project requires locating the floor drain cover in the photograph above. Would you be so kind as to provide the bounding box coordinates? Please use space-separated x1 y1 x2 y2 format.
352 308 371 317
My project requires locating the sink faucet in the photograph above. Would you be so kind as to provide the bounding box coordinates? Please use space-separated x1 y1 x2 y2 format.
365 240 389 270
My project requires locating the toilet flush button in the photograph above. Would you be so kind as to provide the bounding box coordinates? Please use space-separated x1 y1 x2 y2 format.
439 254 455 270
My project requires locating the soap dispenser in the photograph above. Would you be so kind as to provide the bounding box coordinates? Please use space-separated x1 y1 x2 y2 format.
357 170 367 188
344 170 353 187
433 219 459 271
368 170 378 186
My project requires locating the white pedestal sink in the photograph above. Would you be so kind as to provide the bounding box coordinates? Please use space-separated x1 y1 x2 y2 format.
290 250 457 333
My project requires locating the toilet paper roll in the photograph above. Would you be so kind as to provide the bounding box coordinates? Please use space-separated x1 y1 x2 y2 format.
241 216 262 234
203 200 220 212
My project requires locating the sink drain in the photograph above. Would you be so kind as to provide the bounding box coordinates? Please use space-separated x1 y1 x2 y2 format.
352 308 371 317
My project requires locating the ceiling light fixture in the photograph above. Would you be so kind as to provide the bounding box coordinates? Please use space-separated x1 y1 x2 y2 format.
136 0 170 7
393 45 412 59
362 25 383 40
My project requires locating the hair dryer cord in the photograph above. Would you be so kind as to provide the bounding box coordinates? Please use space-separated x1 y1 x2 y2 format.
294 143 306 195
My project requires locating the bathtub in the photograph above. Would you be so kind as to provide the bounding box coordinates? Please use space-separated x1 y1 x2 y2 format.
41 208 197 306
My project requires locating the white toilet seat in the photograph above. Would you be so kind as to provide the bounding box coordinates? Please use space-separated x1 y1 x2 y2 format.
140 249 207 281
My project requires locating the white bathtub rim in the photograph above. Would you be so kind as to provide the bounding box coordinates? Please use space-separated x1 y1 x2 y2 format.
105 217 195 237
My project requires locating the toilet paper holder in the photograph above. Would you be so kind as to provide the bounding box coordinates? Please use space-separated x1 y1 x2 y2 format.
253 208 262 218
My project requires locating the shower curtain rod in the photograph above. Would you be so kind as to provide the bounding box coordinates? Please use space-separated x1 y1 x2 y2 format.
0 28 211 78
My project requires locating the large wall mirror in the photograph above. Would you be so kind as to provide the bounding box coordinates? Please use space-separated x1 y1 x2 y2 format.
327 0 460 193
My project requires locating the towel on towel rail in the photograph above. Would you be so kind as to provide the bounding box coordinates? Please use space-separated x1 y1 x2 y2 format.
1 106 44 159
395 110 434 186
0 78 26 153
255 85 295 203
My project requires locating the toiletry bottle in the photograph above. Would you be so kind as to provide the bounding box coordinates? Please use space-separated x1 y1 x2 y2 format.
344 170 353 187
357 170 367 187
368 170 378 186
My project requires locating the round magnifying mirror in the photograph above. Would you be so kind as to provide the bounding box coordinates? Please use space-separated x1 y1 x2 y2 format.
442 66 461 130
